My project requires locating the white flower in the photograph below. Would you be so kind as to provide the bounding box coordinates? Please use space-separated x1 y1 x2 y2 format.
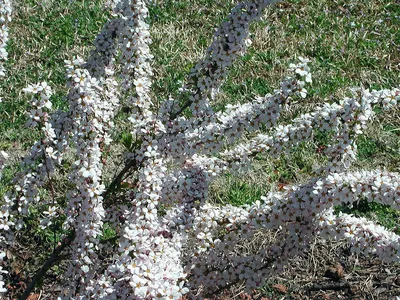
298 87 307 98
305 72 312 83
23 84 42 94
43 206 58 217
0 217 13 231
81 265 90 273
45 147 58 160
80 167 96 178
0 151 9 161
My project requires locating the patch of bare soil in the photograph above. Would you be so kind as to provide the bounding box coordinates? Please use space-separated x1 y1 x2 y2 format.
220 237 400 300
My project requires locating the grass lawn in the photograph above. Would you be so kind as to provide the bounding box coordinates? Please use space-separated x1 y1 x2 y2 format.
0 0 399 298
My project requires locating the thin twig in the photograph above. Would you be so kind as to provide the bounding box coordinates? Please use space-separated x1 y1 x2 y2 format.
169 98 192 121
42 151 57 252
307 281 350 291
102 158 137 206
19 231 76 300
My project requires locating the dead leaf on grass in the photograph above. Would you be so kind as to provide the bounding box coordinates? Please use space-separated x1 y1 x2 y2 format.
324 263 345 281
239 292 252 300
272 283 288 294
27 294 40 300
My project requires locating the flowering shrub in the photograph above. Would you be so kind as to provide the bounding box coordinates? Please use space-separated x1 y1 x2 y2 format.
0 0 399 299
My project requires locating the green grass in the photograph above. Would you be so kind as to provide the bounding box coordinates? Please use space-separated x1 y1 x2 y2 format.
0 0 108 146
357 136 380 160
336 199 400 235
212 174 266 206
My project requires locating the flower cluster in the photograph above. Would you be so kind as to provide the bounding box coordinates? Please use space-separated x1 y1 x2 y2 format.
0 82 58 298
180 0 280 118
183 169 400 294
0 0 399 299
61 56 119 296
158 58 311 176
0 150 8 179
2 82 57 227
116 0 156 137
0 150 8 293
0 8 11 280
0 0 11 78
221 86 400 174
